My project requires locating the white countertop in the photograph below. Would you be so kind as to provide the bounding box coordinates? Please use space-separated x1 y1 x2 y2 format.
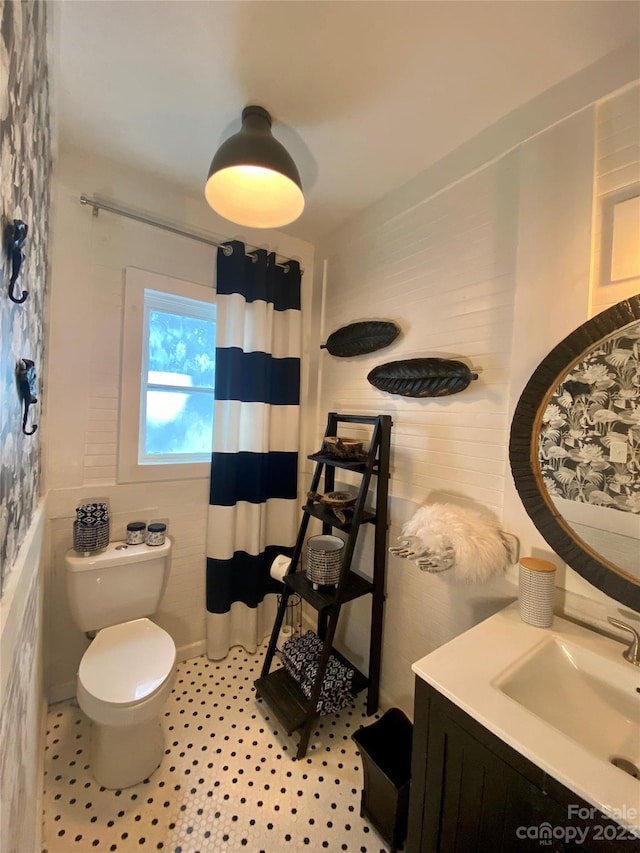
412 603 640 836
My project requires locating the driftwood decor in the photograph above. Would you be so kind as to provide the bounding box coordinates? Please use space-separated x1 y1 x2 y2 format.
307 490 357 524
321 436 364 459
367 358 478 398
321 320 400 357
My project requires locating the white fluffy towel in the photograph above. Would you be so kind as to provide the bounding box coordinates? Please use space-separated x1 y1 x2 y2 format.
389 503 510 583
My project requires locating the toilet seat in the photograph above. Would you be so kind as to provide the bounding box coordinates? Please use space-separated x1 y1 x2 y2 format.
79 617 175 706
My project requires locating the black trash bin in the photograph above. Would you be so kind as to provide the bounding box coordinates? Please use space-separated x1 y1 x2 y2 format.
352 707 413 852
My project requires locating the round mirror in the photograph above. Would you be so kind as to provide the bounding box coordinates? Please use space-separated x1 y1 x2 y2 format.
510 295 640 611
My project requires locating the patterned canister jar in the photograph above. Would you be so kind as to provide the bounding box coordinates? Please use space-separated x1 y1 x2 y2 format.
305 535 344 589
126 521 147 545
518 557 556 627
146 522 167 546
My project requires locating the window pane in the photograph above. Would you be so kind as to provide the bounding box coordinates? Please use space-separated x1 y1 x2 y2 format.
148 309 215 388
611 195 640 282
144 390 214 456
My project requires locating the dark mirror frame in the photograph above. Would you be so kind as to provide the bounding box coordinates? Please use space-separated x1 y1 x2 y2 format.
509 294 640 612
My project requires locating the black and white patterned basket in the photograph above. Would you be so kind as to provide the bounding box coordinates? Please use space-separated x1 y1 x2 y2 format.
281 630 354 715
73 520 110 554
73 500 110 554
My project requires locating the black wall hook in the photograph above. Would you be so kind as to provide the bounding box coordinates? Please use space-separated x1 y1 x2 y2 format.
17 358 38 435
5 219 29 303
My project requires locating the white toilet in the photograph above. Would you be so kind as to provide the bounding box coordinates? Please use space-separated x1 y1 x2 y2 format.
65 539 176 789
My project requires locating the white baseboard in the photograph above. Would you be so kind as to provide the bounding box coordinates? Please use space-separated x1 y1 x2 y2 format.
48 680 76 705
176 639 206 664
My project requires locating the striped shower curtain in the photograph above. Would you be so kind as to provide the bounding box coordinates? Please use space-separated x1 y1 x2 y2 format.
206 240 302 660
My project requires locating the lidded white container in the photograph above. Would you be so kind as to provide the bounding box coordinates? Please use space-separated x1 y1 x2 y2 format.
518 557 556 627
65 539 171 632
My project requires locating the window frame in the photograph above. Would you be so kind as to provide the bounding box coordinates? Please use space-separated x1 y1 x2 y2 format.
599 184 640 288
118 267 216 483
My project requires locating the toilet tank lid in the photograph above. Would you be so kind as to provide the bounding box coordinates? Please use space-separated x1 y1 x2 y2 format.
65 538 171 571
79 618 175 705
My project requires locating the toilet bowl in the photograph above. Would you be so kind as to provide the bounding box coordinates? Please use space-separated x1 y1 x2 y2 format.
77 617 176 789
65 540 176 789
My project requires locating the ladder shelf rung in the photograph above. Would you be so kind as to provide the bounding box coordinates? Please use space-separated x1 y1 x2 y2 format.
284 571 373 610
307 452 378 473
302 503 376 530
254 669 311 734
254 658 367 732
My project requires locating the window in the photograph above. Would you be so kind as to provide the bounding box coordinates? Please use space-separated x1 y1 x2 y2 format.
141 289 216 463
119 269 216 483
599 186 640 288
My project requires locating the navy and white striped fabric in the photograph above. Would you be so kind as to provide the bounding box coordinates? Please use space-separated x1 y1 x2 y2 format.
206 241 302 660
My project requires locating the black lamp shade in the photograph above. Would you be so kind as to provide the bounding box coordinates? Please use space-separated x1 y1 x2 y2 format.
205 106 304 229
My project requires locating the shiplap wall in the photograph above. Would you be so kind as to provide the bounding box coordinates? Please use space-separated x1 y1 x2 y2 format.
313 157 522 713
318 159 517 517
591 82 640 314
597 83 640 197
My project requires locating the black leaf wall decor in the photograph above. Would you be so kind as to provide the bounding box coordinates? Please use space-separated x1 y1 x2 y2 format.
321 320 400 357
367 358 478 397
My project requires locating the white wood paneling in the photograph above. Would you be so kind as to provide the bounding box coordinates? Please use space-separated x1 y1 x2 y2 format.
0 502 46 853
314 158 522 712
318 160 517 518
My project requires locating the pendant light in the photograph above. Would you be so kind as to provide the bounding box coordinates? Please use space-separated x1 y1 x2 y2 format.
204 105 304 229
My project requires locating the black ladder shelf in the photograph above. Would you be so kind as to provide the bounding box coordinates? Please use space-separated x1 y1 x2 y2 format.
255 412 392 760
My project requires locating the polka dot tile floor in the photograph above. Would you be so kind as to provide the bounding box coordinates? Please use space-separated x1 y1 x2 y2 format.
42 644 393 853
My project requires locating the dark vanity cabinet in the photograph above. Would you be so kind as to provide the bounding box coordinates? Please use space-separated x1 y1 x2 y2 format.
407 678 640 853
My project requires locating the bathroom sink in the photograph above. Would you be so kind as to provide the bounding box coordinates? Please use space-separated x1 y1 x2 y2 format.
493 636 640 773
413 604 640 836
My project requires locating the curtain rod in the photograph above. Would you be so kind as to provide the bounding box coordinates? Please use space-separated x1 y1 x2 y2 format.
78 194 299 269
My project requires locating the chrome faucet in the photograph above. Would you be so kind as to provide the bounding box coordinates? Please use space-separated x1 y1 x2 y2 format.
608 617 640 667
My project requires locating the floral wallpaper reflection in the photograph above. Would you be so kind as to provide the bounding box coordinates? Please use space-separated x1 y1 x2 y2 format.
539 321 640 514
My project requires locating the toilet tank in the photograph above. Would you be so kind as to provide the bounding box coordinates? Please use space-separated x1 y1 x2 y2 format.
65 539 172 632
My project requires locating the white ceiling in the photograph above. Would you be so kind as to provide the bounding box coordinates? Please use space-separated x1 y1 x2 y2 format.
51 1 640 243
